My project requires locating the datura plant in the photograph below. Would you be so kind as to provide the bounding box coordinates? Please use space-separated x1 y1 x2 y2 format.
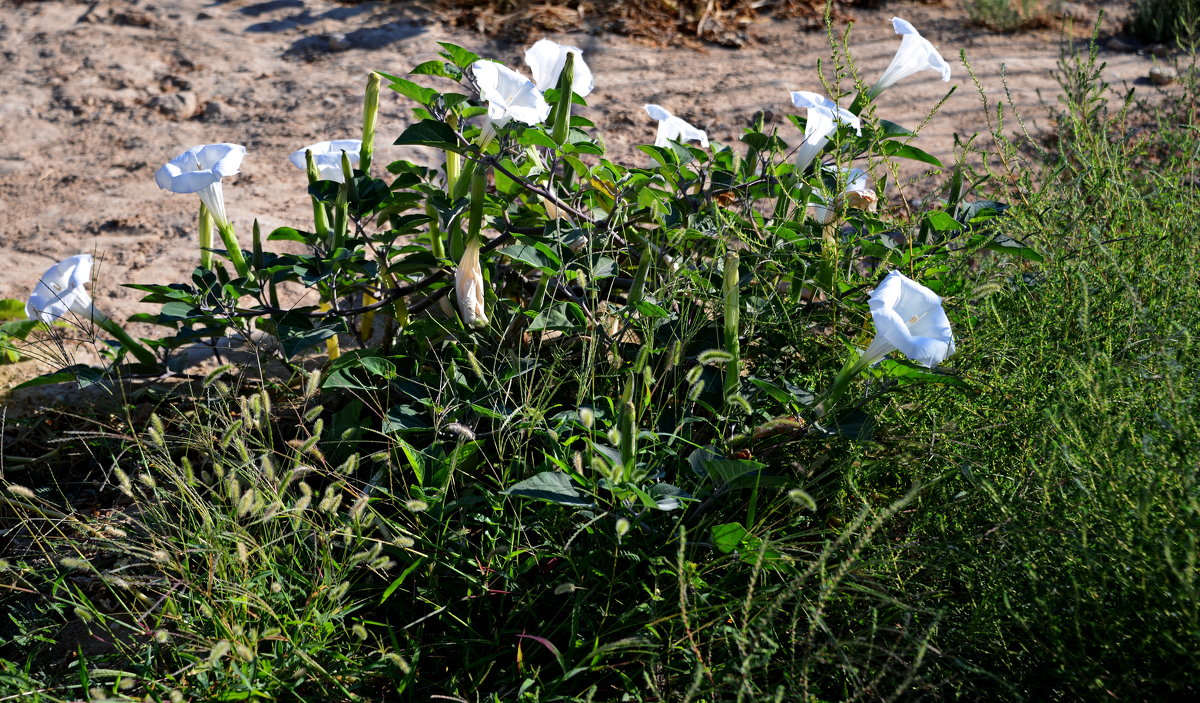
22 24 1037 505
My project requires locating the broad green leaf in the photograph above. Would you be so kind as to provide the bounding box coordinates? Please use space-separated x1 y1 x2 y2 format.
0 319 40 340
501 243 561 273
712 522 748 553
926 211 964 232
437 42 480 69
394 120 463 151
528 301 586 333
0 299 26 321
385 77 439 106
503 471 592 507
878 140 943 167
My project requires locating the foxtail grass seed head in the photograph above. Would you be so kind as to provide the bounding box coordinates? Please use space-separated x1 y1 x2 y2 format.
156 630 170 644
788 489 818 511
234 642 256 662
6 484 36 500
237 541 249 564
384 652 412 674
303 369 321 400
73 607 94 623
350 493 370 521
237 488 257 518
319 488 344 514
616 517 631 540
405 499 429 513
352 623 369 641
60 556 90 571
271 581 283 594
203 363 235 388
371 556 397 571
329 580 351 602
394 534 416 549
209 639 231 663
113 466 134 497
170 689 184 703
579 406 595 429
151 550 171 564
304 405 324 423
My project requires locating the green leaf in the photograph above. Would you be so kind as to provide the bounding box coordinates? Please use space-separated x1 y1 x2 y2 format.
0 299 26 321
712 522 748 553
501 243 561 273
503 471 592 507
0 319 40 340
926 211 964 232
386 76 439 105
648 483 693 510
12 364 104 390
409 61 461 80
437 42 480 69
267 227 314 244
528 302 586 333
879 119 915 137
394 120 463 151
978 233 1043 261
383 404 432 433
878 140 943 167
875 359 971 388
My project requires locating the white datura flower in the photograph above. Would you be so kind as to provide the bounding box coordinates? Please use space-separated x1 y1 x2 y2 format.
288 139 362 183
862 270 955 368
840 167 878 212
789 91 862 173
870 17 951 97
525 38 594 97
471 60 551 128
155 143 246 227
806 167 877 223
26 254 102 325
455 238 489 328
644 104 709 148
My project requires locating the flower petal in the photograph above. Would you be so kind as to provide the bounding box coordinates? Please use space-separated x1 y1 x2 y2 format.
27 254 97 324
472 60 550 126
868 270 955 367
525 38 594 96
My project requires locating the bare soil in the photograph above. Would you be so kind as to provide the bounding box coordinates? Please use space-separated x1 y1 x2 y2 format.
0 0 1173 399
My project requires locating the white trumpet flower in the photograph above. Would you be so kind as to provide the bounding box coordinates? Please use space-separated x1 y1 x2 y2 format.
789 91 862 173
870 17 951 97
644 104 709 148
155 143 246 227
289 139 363 183
471 60 551 129
26 254 101 325
862 270 955 368
455 238 489 328
840 167 878 212
525 38 594 97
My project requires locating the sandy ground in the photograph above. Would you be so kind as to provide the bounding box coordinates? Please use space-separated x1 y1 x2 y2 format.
0 0 1176 398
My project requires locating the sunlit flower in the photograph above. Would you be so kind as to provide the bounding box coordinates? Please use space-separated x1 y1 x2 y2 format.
869 17 951 97
154 143 246 227
26 254 100 325
789 91 862 173
644 104 709 148
471 60 551 128
288 139 362 183
841 167 878 212
525 39 594 97
455 238 488 328
806 168 877 223
861 270 955 368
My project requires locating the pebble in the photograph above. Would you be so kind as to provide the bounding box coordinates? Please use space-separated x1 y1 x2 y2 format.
202 99 233 120
148 91 197 118
1106 37 1136 53
328 33 351 51
1149 66 1177 86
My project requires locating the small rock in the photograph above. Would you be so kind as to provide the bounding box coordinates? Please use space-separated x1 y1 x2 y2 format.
202 99 233 120
1148 44 1172 58
148 90 197 118
328 32 351 51
1106 37 1136 53
1149 66 1177 86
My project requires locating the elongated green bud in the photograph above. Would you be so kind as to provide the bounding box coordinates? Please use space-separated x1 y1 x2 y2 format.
445 113 462 195
618 400 637 483
198 203 214 270
723 248 741 401
360 71 381 175
551 52 575 146
626 246 653 309
305 150 331 243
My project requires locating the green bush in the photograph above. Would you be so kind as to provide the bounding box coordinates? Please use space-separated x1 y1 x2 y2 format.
1128 0 1200 44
